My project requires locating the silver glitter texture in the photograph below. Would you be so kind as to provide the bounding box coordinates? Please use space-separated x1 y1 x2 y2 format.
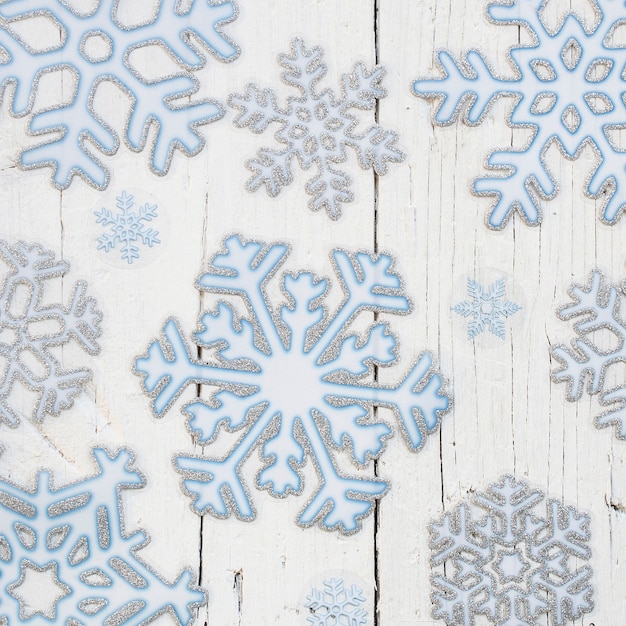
429 475 593 626
0 240 101 426
229 38 405 219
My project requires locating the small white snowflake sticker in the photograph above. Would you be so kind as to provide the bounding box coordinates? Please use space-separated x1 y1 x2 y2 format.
552 270 626 439
135 234 450 534
430 475 593 626
229 39 405 219
306 578 368 625
0 240 102 426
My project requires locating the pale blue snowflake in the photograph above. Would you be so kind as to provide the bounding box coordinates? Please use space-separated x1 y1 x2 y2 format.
95 190 160 264
452 278 521 340
306 578 367 626
0 0 239 190
430 475 594 626
135 234 450 534
0 448 206 624
229 39 405 219
414 0 626 228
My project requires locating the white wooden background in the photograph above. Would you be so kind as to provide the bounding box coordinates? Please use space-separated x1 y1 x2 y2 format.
0 0 623 623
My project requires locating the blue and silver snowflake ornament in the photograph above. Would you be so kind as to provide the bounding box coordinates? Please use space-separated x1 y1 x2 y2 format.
552 270 626 439
453 277 521 340
430 475 594 626
135 234 450 534
306 577 368 626
0 240 101 426
414 0 626 228
0 447 206 624
229 39 405 219
0 0 239 190
95 190 160 264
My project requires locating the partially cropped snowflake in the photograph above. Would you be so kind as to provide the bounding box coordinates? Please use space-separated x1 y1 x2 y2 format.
306 578 367 626
552 270 626 439
414 0 626 228
0 0 239 190
95 190 160 264
229 39 405 219
453 277 521 340
0 448 205 624
430 475 593 626
0 240 101 426
135 234 450 534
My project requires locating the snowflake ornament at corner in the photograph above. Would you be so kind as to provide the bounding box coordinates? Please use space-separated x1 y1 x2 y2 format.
552 270 626 440
430 475 593 626
413 0 626 229
305 578 368 626
135 234 450 534
0 0 239 190
453 277 521 340
0 240 101 427
229 39 405 219
0 447 206 624
95 190 160 264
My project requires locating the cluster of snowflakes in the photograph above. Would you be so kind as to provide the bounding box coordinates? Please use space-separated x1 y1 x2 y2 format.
0 240 101 426
0 448 205 624
552 270 626 439
430 475 593 626
229 39 405 219
414 0 626 228
452 277 521 340
95 190 160 264
0 0 239 189
135 234 450 534
306 578 368 625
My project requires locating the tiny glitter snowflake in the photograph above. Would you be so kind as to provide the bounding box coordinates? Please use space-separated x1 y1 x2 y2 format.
430 475 593 626
229 38 405 219
305 578 368 626
0 447 206 624
414 0 626 228
0 0 239 190
452 277 521 339
552 270 626 439
135 234 450 534
0 240 102 426
95 190 160 264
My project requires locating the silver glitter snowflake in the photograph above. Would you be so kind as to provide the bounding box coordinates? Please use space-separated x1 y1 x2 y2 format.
229 38 405 219
430 475 593 626
452 278 521 340
0 240 101 426
305 577 368 626
552 270 626 439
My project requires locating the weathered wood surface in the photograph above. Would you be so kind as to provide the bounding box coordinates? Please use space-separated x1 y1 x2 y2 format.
0 0 622 623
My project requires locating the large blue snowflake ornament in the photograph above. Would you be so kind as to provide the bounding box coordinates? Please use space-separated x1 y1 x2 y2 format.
0 448 206 624
95 190 160 264
0 0 239 190
229 39 405 219
453 277 521 339
135 234 450 534
414 0 626 228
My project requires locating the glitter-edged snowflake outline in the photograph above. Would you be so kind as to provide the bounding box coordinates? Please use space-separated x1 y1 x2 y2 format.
430 475 593 626
95 190 160 264
305 577 368 626
0 0 240 190
229 39 405 219
552 270 626 440
134 234 450 535
0 447 206 624
0 240 102 426
413 0 626 229
452 277 521 340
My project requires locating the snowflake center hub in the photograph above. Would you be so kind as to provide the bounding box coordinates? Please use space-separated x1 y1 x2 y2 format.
7 561 70 620
79 30 113 64
265 351 321 412
480 300 494 315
